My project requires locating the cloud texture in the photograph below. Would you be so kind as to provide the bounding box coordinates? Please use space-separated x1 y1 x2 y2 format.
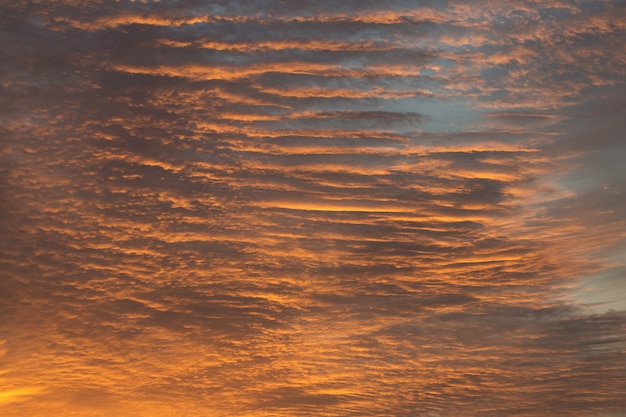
1 1 625 416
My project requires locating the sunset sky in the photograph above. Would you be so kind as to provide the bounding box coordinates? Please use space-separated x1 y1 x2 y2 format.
1 1 625 416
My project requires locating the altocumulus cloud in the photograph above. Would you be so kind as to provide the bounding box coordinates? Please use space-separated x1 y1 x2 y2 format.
1 1 625 416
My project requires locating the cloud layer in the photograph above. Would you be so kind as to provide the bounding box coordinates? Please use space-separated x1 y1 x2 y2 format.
1 1 625 416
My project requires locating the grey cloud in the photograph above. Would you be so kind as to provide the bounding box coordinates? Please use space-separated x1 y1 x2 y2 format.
484 112 563 128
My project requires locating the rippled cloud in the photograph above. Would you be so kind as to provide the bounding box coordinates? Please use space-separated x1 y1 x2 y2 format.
1 1 625 416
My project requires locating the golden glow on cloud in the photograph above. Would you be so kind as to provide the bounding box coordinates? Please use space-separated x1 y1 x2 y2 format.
0 388 43 406
1 0 625 416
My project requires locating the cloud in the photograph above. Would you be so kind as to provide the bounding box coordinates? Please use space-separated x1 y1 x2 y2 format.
1 0 625 416
0 388 44 406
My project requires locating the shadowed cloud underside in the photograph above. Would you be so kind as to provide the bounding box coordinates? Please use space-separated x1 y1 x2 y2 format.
1 1 625 416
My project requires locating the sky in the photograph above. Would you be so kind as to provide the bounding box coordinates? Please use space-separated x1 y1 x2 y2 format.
1 1 625 416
